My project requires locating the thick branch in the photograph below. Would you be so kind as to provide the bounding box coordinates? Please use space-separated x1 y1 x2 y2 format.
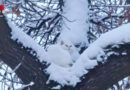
0 17 49 90
0 16 130 90
61 44 130 90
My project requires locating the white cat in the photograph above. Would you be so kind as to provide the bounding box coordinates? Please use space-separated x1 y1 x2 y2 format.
59 40 80 62
47 43 73 68
47 40 80 67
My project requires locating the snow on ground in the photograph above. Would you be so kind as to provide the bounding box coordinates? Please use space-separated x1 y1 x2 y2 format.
7 18 130 87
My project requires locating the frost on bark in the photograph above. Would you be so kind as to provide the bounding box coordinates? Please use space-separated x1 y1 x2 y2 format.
0 17 130 90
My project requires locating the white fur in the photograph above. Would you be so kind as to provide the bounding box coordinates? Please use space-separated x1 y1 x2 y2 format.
47 45 73 67
59 40 80 62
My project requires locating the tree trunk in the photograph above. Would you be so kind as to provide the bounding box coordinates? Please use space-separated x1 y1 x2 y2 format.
0 16 49 90
0 16 130 90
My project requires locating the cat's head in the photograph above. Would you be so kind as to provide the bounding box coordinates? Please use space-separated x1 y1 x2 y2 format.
60 40 74 52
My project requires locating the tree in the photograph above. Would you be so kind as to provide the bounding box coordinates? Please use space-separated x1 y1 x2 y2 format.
0 0 130 90
0 14 130 90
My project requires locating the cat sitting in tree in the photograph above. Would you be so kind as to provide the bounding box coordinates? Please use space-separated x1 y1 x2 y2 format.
47 39 80 68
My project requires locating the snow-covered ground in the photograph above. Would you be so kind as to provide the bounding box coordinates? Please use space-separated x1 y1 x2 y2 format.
7 18 130 87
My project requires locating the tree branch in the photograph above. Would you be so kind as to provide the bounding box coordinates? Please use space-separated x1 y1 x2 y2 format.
0 16 130 90
0 16 49 90
61 44 130 90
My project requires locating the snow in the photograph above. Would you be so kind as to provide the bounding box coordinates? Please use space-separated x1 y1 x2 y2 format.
51 85 61 89
121 51 127 55
59 0 89 45
47 44 73 67
7 20 48 63
46 64 80 86
46 23 130 86
15 81 34 90
7 14 130 87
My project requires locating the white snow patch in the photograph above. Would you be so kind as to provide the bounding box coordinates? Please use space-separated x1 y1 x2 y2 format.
46 64 80 86
121 51 127 55
52 85 61 90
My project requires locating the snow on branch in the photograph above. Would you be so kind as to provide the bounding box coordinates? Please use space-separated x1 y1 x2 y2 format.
15 81 34 90
46 23 130 87
7 15 130 87
7 19 48 63
59 0 89 45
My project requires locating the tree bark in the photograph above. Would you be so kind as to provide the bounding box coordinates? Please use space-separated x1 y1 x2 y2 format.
0 17 49 90
61 44 130 90
0 16 130 90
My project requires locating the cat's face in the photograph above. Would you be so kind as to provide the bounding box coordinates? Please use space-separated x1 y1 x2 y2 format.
60 40 74 52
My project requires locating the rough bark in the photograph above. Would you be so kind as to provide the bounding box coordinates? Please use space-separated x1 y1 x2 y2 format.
0 16 49 90
61 44 130 90
0 16 130 90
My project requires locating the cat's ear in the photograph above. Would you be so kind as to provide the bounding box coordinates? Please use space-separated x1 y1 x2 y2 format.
60 40 64 45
